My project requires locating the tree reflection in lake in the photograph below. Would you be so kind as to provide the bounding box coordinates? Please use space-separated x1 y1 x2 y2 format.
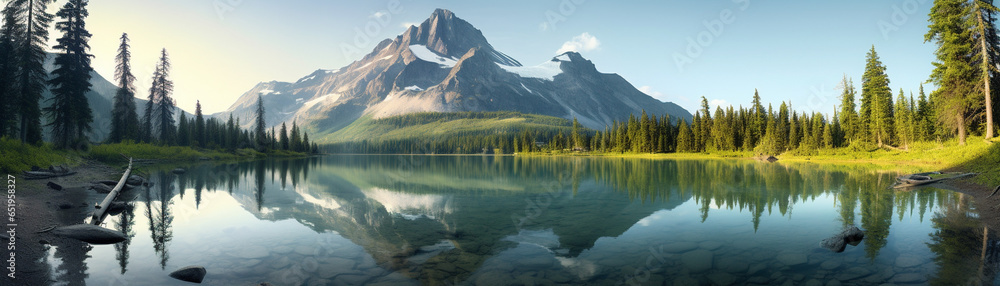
71 156 998 285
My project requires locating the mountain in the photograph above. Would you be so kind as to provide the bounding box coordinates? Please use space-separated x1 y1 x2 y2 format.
217 9 691 141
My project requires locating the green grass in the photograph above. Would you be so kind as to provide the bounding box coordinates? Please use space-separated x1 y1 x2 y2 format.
0 137 80 173
322 112 573 143
525 136 1000 186
0 139 311 173
90 142 246 163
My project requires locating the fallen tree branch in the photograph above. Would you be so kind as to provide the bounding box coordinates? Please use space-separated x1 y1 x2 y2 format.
990 185 1000 198
91 158 132 225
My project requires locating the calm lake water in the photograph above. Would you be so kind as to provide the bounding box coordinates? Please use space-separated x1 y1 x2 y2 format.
45 156 999 285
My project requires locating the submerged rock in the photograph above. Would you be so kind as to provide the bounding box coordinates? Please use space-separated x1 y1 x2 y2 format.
821 226 865 253
51 224 127 244
106 202 133 216
169 265 207 283
89 183 113 193
125 175 146 186
46 181 63 190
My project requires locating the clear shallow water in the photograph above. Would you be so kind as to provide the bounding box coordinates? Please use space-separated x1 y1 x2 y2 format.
43 156 999 285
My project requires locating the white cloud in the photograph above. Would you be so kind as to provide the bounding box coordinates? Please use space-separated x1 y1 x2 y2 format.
539 22 550 31
400 22 419 29
556 32 601 55
640 86 692 110
709 99 728 110
371 11 387 19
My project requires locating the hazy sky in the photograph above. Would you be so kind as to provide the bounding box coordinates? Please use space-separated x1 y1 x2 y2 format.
62 0 936 115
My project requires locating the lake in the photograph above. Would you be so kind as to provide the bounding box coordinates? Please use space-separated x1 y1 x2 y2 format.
46 155 999 285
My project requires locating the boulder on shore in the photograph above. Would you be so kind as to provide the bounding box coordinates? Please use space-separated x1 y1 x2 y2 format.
126 175 146 186
106 202 133 216
169 266 207 283
51 224 128 244
93 180 118 186
89 184 113 193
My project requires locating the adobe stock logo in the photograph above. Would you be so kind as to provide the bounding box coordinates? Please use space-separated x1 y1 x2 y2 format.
673 0 751 73
877 0 931 40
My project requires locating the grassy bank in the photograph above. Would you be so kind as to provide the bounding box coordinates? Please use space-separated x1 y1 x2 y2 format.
521 136 1000 186
0 138 311 173
0 137 80 173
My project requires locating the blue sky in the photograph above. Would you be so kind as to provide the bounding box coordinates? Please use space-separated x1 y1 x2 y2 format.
73 0 937 115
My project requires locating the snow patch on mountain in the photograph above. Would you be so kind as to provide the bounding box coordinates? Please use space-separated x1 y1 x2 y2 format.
304 93 341 109
404 85 424 91
497 60 563 81
409 45 459 68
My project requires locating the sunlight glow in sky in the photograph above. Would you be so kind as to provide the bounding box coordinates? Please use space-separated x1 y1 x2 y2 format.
60 0 937 116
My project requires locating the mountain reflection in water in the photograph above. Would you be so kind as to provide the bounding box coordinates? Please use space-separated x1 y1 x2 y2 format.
38 156 1000 285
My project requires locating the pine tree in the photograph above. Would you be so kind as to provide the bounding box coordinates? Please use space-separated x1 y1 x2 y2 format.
0 3 21 138
302 132 310 153
676 120 692 152
916 85 934 141
861 46 894 146
254 95 267 151
10 0 53 144
571 117 582 150
176 112 190 146
927 0 977 145
279 122 288 150
838 76 859 143
291 121 302 152
45 0 92 149
789 112 800 149
150 49 175 144
109 33 139 143
971 0 999 139
750 89 767 148
194 100 204 147
894 89 912 148
776 102 789 151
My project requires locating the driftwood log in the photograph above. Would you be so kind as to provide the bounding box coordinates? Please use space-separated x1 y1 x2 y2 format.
91 158 132 225
890 172 976 189
989 185 1000 198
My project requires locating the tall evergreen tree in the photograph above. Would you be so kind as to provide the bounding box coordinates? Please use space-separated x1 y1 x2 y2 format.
10 0 53 144
776 102 789 151
894 89 912 148
254 95 267 151
861 46 894 146
0 3 21 137
750 89 767 149
676 120 693 152
279 122 288 150
109 33 139 143
571 117 583 150
971 0 999 139
290 121 302 152
150 48 175 144
838 76 860 143
45 0 92 149
194 100 204 147
176 112 189 146
927 0 977 145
